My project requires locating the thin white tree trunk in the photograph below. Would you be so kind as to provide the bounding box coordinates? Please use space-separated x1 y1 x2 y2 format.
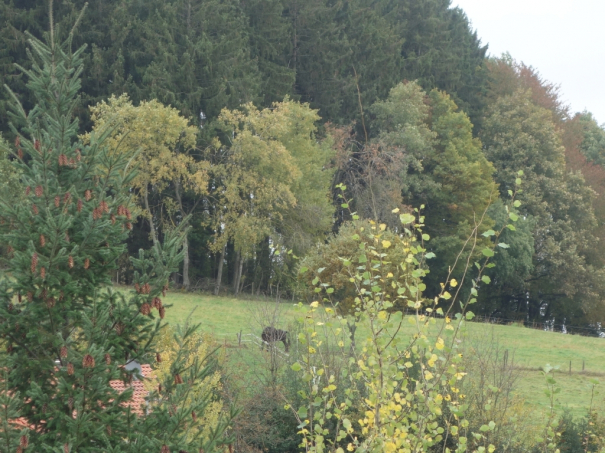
214 244 226 296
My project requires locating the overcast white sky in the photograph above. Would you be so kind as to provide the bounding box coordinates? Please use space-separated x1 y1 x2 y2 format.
452 0 605 124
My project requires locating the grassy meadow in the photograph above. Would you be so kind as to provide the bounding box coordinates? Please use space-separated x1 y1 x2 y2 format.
156 290 605 416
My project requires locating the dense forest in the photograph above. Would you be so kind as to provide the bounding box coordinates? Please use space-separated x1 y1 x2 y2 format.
1 0 605 331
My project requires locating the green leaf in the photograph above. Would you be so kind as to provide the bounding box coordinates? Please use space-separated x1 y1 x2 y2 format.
341 203 349 209
300 267 308 274
506 224 516 231
515 178 522 185
317 267 325 274
422 233 430 241
312 277 319 285
482 248 495 257
481 275 491 284
509 212 519 222
358 254 367 263
291 362 302 371
517 170 524 176
400 213 415 224
507 190 513 196
497 243 510 249
482 229 496 237
466 311 475 320
425 252 436 259
513 200 521 207
326 287 334 294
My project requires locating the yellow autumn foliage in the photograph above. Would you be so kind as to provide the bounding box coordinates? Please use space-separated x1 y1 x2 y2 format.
145 327 224 443
84 94 207 217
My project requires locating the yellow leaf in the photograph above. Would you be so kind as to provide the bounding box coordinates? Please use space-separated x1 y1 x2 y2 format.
450 278 458 288
382 240 392 249
436 337 445 350
379 223 387 231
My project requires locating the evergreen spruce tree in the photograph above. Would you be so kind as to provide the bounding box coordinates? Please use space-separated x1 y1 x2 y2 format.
0 8 235 452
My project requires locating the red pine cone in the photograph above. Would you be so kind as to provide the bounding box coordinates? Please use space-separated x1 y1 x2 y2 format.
111 214 116 225
31 253 38 274
126 222 132 230
85 189 92 201
77 199 83 212
125 208 132 220
15 136 20 148
61 346 68 358
55 196 60 207
191 411 197 422
159 306 166 319
18 148 23 160
140 303 151 315
152 297 162 309
64 192 71 203
68 256 74 268
45 296 55 309
17 293 21 303
58 154 68 166
106 425 112 436
156 353 162 363
84 258 90 269
34 139 40 153
143 283 151 294
105 353 111 365
68 397 74 410
27 292 33 302
25 186 31 196
40 267 46 279
64 444 70 453
75 149 81 161
32 204 38 215
67 363 74 375
19 435 28 448
35 185 43 197
82 354 95 368
161 445 170 453
134 283 140 293
174 374 183 385
158 384 162 393
40 234 46 247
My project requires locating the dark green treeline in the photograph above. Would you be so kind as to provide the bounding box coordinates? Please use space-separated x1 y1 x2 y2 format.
2 0 605 330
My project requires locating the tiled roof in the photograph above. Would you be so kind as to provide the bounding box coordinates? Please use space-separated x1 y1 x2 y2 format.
109 364 154 417
8 364 154 428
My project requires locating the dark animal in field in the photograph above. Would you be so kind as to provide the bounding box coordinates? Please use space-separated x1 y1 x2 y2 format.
261 326 290 353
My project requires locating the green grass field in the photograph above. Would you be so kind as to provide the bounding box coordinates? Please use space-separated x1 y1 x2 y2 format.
161 290 605 416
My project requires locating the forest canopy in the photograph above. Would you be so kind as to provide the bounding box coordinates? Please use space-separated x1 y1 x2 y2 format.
1 0 605 330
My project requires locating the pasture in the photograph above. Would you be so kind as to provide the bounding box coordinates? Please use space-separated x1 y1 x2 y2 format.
160 290 605 416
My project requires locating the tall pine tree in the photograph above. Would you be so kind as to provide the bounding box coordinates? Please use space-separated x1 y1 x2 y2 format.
0 7 235 452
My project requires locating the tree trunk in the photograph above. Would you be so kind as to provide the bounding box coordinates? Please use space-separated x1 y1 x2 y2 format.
143 186 159 247
233 252 241 295
173 179 190 290
214 244 226 296
237 259 244 295
181 235 190 290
